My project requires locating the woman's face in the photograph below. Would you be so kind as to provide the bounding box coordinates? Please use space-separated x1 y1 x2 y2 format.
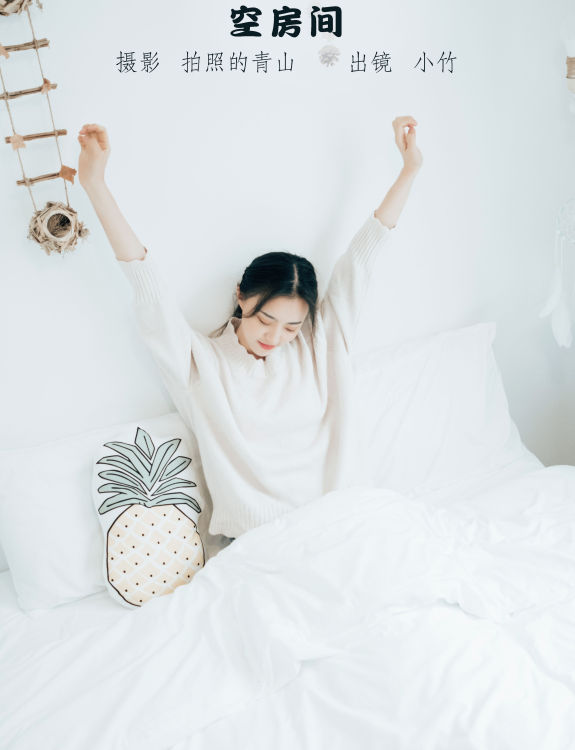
235 286 309 359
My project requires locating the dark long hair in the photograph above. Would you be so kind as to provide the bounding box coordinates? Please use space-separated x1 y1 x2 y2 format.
210 251 318 338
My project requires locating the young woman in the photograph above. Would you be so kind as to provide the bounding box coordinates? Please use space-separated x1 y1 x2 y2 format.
77 116 422 540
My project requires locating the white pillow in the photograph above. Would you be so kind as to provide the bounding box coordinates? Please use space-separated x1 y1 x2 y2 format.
351 321 542 496
0 412 223 613
92 422 206 609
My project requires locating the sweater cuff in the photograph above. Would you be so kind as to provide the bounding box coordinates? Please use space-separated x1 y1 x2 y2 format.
351 212 393 266
117 247 163 303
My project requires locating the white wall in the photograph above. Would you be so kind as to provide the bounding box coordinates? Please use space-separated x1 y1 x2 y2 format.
1 0 574 569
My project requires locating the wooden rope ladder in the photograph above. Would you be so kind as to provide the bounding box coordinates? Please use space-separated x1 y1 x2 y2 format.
0 1 88 254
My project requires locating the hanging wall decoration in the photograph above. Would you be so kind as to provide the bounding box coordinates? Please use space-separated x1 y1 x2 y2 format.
563 35 575 115
539 198 575 348
0 0 89 255
0 0 36 16
538 42 575 348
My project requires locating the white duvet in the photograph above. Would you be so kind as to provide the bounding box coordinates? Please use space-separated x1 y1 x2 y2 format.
3 462 575 750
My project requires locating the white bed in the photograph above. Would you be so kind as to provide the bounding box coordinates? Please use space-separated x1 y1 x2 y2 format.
2 459 575 749
2 322 575 749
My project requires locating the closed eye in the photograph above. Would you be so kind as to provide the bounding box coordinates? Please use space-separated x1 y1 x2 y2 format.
258 316 298 333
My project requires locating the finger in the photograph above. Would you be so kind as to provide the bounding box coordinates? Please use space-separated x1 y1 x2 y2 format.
95 128 109 151
401 125 411 149
392 121 406 153
78 130 97 143
392 119 417 153
79 123 106 136
393 115 418 127
79 124 109 151
77 132 93 147
79 124 99 135
77 131 101 153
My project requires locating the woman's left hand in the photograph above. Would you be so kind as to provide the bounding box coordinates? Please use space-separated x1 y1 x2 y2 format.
392 116 423 174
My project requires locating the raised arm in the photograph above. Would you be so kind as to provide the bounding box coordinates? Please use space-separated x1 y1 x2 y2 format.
321 116 423 354
78 124 146 262
77 124 202 394
374 115 423 228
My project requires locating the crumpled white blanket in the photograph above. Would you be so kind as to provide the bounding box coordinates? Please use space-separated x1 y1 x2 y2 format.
3 466 575 750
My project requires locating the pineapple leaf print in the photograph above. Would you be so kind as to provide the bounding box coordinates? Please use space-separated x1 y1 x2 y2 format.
151 494 203 507
97 470 149 493
151 477 197 496
163 455 192 479
135 426 155 459
149 438 180 486
97 454 141 474
97 428 201 515
101 441 152 486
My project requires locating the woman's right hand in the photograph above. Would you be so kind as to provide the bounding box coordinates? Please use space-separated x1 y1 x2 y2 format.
77 123 110 189
392 115 422 175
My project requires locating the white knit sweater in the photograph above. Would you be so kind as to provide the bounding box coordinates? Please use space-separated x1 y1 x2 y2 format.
117 212 393 538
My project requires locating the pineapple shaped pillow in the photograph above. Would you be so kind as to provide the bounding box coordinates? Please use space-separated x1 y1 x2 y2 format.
91 421 205 608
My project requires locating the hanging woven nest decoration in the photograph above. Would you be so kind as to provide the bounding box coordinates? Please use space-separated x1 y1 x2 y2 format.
0 0 40 16
28 200 89 255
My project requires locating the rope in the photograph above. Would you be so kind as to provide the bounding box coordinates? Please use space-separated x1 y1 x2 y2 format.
0 0 69 213
25 4 70 207
0 64 37 210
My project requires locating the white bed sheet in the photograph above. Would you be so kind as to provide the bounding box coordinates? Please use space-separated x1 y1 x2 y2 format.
2 458 575 750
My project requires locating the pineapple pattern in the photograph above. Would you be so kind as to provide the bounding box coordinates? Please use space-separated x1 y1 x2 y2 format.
96 426 205 607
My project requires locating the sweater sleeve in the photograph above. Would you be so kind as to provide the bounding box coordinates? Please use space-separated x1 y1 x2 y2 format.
117 248 204 391
320 211 393 354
